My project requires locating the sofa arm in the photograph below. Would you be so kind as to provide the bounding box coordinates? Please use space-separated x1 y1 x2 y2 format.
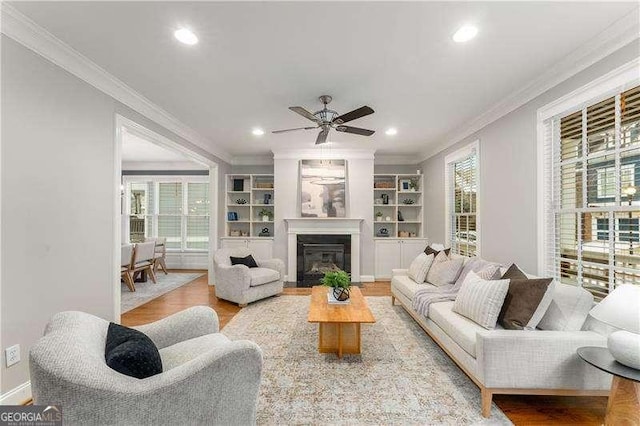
476 330 610 390
392 269 408 277
133 306 219 349
257 258 285 277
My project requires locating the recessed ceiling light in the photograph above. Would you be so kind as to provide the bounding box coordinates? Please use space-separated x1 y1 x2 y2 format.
252 128 265 136
385 128 398 136
452 25 478 43
174 28 198 45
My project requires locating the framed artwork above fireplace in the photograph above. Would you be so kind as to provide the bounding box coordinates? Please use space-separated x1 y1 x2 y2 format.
299 159 347 218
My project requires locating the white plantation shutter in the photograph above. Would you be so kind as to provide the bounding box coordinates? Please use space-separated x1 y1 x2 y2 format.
447 149 479 256
543 85 640 299
158 182 183 249
186 182 210 250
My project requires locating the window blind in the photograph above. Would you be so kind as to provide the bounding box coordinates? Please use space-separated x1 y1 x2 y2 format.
448 151 478 256
543 85 640 299
126 178 210 251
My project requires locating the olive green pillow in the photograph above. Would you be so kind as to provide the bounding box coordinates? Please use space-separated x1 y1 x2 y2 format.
498 264 553 330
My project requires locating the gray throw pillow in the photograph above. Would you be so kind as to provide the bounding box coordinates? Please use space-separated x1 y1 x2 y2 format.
453 271 510 329
498 264 554 330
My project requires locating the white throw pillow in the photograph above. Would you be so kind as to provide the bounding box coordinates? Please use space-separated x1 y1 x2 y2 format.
407 253 434 283
426 252 464 287
453 271 510 329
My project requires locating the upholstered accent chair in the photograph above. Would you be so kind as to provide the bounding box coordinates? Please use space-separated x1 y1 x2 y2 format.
30 306 263 425
213 247 284 307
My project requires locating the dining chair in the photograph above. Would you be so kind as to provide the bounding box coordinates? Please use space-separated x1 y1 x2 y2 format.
146 237 168 275
121 244 135 292
131 241 157 284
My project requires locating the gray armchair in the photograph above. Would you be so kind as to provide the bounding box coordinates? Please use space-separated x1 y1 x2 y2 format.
29 306 263 425
213 248 284 307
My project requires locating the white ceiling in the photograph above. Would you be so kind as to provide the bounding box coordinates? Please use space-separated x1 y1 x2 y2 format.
11 1 638 159
122 131 190 162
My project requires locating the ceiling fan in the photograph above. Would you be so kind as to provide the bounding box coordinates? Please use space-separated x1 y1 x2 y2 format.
272 95 375 144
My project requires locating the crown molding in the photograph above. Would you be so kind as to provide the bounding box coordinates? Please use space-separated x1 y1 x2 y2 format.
0 4 233 164
272 148 375 160
419 9 640 162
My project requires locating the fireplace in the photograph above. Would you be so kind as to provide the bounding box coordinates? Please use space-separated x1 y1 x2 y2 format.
297 235 351 287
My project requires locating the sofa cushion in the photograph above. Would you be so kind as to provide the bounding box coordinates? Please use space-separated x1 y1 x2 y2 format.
537 283 594 331
429 301 484 358
426 252 464 287
453 272 510 329
407 253 434 283
425 245 451 257
248 267 280 287
392 275 436 301
159 333 231 371
498 264 553 330
455 257 501 286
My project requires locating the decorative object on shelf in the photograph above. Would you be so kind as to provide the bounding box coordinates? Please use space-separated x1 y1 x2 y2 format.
409 178 418 192
398 211 405 222
399 179 411 191
376 228 389 237
227 212 238 221
382 194 389 205
375 212 383 222
259 227 271 237
321 270 351 303
385 216 391 222
300 159 346 218
589 284 640 369
258 208 273 222
409 232 417 237
263 193 272 205
230 230 241 237
236 199 248 204
233 178 244 192
255 182 274 189
399 230 410 238
374 198 383 205
402 199 415 205
374 181 395 189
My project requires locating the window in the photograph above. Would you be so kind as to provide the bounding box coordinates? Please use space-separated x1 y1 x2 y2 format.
542 85 640 299
446 142 479 256
126 177 210 251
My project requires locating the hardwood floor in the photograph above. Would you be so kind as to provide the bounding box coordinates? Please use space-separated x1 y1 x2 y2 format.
121 273 608 425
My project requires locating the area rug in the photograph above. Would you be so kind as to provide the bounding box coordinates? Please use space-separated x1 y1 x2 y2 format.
222 295 512 425
120 272 203 313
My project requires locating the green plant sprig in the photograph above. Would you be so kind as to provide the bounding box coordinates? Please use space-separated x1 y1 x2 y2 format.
320 270 351 289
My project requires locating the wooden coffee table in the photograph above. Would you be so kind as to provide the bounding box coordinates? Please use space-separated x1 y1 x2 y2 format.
307 286 376 358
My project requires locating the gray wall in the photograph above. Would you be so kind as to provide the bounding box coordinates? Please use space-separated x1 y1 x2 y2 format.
420 40 640 273
374 164 422 175
230 165 274 175
0 36 230 394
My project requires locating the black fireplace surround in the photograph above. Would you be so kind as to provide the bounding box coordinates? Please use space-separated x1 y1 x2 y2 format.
296 234 351 287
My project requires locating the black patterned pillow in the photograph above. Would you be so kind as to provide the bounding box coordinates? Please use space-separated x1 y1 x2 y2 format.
230 255 259 268
105 323 162 379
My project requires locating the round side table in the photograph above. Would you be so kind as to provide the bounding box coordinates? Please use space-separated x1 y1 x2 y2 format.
577 346 640 426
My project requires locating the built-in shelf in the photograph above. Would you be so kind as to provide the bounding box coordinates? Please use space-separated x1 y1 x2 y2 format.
373 174 423 238
225 174 275 238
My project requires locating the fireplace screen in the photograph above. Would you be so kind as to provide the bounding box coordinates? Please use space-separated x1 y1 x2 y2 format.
303 244 345 275
296 234 351 286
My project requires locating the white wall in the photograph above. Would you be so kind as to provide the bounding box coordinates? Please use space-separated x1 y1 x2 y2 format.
0 36 230 397
420 40 640 273
273 150 375 279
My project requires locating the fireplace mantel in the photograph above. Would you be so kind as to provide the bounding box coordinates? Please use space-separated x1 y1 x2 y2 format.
284 218 364 283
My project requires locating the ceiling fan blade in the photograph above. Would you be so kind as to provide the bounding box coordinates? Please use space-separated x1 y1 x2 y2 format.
333 106 374 124
315 128 329 145
289 106 319 122
272 126 317 134
335 125 375 136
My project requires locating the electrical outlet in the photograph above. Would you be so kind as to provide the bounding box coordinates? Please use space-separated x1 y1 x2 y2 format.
5 344 20 367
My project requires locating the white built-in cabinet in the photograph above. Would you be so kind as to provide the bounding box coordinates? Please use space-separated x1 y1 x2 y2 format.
374 238 428 279
221 174 274 258
373 173 427 279
220 238 273 259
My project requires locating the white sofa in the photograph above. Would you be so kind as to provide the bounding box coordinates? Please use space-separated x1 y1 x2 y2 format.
390 255 611 418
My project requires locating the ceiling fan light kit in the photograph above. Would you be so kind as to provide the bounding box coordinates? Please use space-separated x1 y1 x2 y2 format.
272 95 376 144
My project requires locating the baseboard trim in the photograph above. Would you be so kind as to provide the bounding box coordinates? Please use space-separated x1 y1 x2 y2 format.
360 275 375 282
0 381 32 405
